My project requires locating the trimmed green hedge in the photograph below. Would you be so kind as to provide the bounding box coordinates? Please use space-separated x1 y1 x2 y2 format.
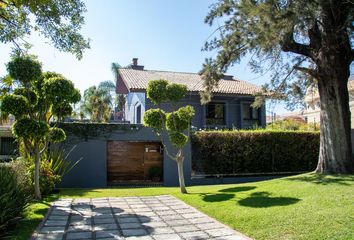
191 130 320 175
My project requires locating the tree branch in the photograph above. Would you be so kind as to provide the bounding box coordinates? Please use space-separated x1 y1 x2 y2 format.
293 66 319 79
281 30 312 59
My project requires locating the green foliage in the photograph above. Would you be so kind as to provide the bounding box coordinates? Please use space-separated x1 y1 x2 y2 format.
166 106 195 132
26 160 60 196
49 127 66 143
143 109 166 131
192 130 320 174
46 147 81 178
6 55 42 83
43 77 77 102
146 80 169 105
166 83 187 102
0 0 89 59
80 83 113 122
148 166 162 180
0 162 31 237
13 87 38 104
52 102 73 119
201 1 353 109
58 122 142 140
0 94 29 118
267 119 319 131
12 118 49 140
169 132 188 148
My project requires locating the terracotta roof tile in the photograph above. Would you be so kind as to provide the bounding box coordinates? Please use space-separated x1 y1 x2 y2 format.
118 68 262 95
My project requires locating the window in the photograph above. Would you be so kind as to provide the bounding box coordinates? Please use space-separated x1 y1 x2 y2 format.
136 105 141 124
0 137 18 155
243 103 259 120
206 102 225 125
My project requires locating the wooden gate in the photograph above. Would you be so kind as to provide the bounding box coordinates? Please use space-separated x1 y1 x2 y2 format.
107 141 163 183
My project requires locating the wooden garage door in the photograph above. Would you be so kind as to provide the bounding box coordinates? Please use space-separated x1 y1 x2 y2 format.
107 141 162 183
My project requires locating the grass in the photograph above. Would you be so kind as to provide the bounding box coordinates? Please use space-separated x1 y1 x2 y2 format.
10 173 354 240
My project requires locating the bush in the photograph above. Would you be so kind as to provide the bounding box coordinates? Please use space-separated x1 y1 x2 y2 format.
0 162 31 237
149 166 163 181
191 130 320 175
26 159 60 196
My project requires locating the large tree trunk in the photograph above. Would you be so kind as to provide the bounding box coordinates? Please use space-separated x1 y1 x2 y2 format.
34 145 42 200
316 63 354 174
176 150 187 194
314 0 354 174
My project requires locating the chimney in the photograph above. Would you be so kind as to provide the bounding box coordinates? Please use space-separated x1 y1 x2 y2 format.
130 58 144 70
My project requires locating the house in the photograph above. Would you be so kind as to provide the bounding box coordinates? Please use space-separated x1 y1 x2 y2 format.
0 116 18 161
116 58 266 129
303 76 354 127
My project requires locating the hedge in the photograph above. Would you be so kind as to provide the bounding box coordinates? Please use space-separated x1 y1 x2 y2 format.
191 130 320 175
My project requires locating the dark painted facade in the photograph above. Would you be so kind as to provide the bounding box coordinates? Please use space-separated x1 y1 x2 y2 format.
125 92 266 129
59 125 276 188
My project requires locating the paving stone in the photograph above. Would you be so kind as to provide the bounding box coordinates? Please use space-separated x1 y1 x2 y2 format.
133 208 152 213
94 217 115 224
164 219 190 226
125 236 153 240
188 217 214 224
160 214 184 221
182 213 205 219
215 235 247 240
179 231 210 240
48 216 69 221
117 217 139 223
35 233 64 240
152 233 182 240
67 224 92 231
70 219 92 226
95 230 123 239
44 220 67 227
137 211 157 217
146 227 175 235
150 206 170 211
119 222 143 229
196 223 224 230
66 231 92 240
155 210 175 216
172 225 199 233
205 228 236 237
39 226 66 234
138 216 161 223
122 228 147 237
35 196 251 240
142 221 167 228
94 224 119 231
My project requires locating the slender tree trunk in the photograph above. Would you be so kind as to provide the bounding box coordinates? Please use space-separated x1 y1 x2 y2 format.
316 62 354 173
34 144 42 200
176 150 187 194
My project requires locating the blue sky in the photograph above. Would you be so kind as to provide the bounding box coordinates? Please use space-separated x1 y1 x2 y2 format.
0 0 287 114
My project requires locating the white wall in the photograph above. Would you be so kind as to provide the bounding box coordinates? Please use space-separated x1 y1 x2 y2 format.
125 92 146 124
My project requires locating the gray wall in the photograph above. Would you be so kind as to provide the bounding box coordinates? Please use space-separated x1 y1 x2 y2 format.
59 126 188 188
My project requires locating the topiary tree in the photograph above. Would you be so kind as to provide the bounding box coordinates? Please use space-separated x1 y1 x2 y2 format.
143 80 195 194
0 54 80 199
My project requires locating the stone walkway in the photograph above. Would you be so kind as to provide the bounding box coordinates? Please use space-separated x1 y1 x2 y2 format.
32 195 251 240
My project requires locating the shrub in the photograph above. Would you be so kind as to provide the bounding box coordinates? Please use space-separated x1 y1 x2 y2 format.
26 159 61 196
149 166 163 181
191 130 320 175
0 162 31 237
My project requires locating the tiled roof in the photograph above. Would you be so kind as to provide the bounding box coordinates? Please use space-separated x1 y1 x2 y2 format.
118 68 262 95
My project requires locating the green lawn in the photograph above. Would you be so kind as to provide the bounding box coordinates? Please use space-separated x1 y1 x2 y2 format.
11 173 354 240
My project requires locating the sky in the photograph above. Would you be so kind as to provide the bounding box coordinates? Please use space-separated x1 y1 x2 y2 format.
0 0 288 115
